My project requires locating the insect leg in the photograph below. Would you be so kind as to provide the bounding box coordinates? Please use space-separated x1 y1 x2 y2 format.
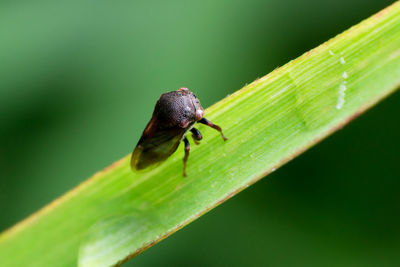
183 137 190 177
190 127 202 145
198 118 228 141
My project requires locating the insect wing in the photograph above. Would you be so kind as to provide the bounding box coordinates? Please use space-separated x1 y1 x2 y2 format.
131 125 185 170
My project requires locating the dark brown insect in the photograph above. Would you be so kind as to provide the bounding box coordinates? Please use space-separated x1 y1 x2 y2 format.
131 87 227 176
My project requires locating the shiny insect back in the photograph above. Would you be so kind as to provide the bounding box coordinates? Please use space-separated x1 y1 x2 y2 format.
131 87 227 176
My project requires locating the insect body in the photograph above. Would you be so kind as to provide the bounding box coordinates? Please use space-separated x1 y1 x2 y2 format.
131 87 227 176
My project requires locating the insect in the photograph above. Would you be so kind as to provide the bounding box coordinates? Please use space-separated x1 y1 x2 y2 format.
131 87 227 176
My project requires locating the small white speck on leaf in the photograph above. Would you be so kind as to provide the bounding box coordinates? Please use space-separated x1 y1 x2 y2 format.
342 71 348 79
336 83 347 110
340 57 346 64
271 85 290 99
329 50 335 56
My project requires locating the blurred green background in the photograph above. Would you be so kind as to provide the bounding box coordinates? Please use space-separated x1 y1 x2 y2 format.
1 0 399 266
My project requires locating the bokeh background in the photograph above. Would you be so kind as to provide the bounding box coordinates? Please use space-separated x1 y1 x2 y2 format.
1 0 399 266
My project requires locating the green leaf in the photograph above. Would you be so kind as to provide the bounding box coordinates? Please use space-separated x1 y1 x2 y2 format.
1 2 400 266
